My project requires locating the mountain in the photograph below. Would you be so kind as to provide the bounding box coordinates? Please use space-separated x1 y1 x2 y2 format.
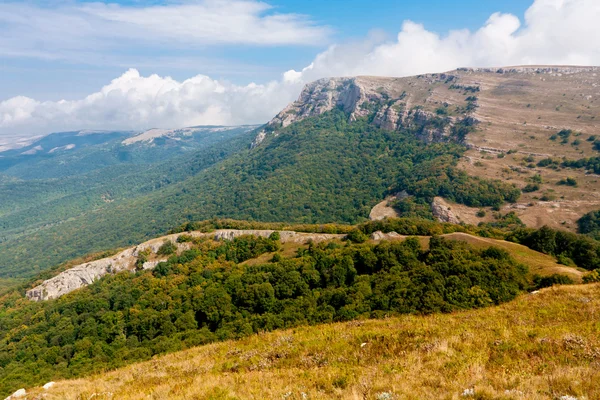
256 67 600 231
0 125 258 282
0 126 257 180
19 283 600 400
1 66 599 283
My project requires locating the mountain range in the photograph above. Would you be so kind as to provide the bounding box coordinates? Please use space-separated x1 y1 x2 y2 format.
1 66 599 286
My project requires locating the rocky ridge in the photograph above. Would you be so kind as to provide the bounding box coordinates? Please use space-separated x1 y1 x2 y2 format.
26 230 345 301
251 74 468 147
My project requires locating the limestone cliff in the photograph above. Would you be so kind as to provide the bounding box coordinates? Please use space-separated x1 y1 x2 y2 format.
251 74 466 147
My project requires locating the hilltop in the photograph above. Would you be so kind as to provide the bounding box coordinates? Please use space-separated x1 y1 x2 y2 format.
23 283 600 399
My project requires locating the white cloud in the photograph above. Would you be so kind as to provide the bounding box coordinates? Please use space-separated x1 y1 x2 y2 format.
1 0 600 138
287 0 600 81
0 0 331 63
0 69 303 135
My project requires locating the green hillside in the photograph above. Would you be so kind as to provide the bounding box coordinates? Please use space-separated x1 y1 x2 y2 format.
0 232 532 396
0 110 520 280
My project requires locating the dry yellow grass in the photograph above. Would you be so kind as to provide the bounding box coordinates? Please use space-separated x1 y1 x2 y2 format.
28 284 600 400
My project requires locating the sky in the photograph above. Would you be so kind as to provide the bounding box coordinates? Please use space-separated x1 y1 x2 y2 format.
1 0 599 141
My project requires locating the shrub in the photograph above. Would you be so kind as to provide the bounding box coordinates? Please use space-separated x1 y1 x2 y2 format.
346 229 368 243
522 184 540 193
533 274 574 289
157 241 178 256
177 234 193 243
557 177 577 187
531 174 543 183
583 269 600 283
269 231 281 241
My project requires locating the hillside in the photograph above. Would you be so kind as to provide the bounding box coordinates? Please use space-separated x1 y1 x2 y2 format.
2 217 597 397
24 224 585 303
0 109 515 280
21 283 600 399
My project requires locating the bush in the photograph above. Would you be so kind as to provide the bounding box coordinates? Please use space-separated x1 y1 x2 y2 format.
176 234 193 243
522 183 540 193
346 229 368 243
157 241 178 256
577 210 600 239
268 231 281 241
533 274 574 289
557 177 577 187
583 269 600 283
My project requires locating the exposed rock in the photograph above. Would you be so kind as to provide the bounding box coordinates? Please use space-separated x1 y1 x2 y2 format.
250 130 266 148
26 230 345 302
459 66 599 75
252 75 466 147
369 199 400 221
431 197 460 224
43 382 55 390
371 231 405 241
212 229 345 244
4 389 26 399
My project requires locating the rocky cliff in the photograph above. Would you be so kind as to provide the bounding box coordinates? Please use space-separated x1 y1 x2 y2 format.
251 74 469 147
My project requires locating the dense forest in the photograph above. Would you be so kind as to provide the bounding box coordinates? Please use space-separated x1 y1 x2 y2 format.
0 233 530 395
0 109 520 280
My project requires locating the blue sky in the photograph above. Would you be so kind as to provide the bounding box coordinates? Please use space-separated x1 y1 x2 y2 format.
1 0 598 139
0 0 530 101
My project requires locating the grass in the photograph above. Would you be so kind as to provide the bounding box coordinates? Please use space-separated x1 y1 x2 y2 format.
28 284 600 400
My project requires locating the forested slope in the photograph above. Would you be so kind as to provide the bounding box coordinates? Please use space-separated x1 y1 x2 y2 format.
0 110 520 279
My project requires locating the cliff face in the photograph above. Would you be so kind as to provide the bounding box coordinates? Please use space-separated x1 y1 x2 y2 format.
252 74 464 147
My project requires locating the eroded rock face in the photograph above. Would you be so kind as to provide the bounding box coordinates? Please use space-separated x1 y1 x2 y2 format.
4 389 26 400
370 231 405 241
431 197 460 224
253 75 461 147
26 230 345 302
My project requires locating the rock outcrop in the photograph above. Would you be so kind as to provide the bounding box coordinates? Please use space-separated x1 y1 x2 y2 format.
431 197 460 224
26 230 345 302
370 231 405 241
4 389 26 400
252 75 464 147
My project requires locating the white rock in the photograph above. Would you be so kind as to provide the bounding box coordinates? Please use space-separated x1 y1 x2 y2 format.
5 388 26 399
43 381 55 389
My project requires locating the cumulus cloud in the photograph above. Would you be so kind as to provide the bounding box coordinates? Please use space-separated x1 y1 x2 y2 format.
1 0 600 138
286 0 600 81
0 69 304 135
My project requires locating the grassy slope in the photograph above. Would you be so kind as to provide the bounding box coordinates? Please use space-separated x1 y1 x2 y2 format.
28 283 600 400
